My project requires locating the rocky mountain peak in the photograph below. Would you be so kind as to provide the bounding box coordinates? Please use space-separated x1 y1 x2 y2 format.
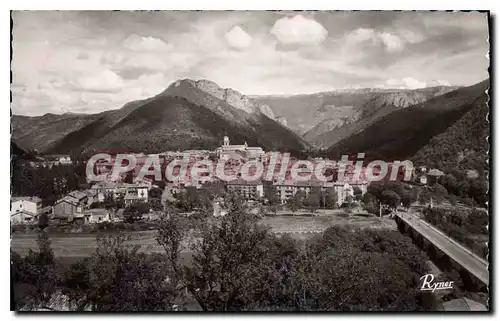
167 78 275 118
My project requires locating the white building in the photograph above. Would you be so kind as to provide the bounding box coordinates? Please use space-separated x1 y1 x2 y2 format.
83 208 110 224
334 182 355 205
45 155 73 165
11 196 42 216
226 178 264 200
91 182 149 203
274 179 325 205
216 136 265 162
11 196 42 225
213 199 228 217
273 179 368 206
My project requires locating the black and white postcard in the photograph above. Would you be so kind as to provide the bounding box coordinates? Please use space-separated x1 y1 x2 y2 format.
10 10 490 312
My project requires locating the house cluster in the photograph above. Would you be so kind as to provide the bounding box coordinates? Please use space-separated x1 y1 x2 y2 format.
10 181 153 226
90 181 149 204
414 166 445 185
28 154 73 168
157 137 368 208
273 179 365 206
224 177 366 206
12 136 387 226
159 137 371 209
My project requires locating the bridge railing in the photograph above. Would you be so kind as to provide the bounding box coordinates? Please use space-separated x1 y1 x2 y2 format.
417 217 488 265
396 212 488 267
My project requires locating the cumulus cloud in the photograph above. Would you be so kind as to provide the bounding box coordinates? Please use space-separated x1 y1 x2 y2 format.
74 70 125 92
10 11 488 115
11 84 85 114
224 26 252 49
122 34 171 51
270 15 328 46
379 32 405 53
346 28 405 53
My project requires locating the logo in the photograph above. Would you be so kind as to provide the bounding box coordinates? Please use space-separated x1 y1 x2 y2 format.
420 274 454 292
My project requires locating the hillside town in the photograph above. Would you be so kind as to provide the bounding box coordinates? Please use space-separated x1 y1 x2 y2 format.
12 136 439 227
10 11 489 313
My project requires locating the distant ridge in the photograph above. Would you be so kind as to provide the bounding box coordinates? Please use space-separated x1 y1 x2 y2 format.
11 79 310 154
325 79 489 161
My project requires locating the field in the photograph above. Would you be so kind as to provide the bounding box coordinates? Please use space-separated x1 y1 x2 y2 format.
11 212 396 258
263 210 395 234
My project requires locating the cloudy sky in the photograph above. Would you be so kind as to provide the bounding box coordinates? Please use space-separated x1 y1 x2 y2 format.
12 11 489 116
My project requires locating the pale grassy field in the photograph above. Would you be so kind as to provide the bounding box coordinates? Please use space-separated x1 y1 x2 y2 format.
11 213 396 258
262 212 396 234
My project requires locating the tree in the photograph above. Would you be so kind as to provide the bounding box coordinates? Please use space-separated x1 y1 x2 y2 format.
123 171 134 184
157 197 272 311
443 174 458 195
63 259 91 310
353 186 363 201
85 233 178 311
292 190 306 209
401 191 414 209
115 193 125 209
269 204 279 214
381 190 400 210
286 197 299 213
14 231 58 310
304 191 320 213
122 202 150 223
153 180 166 190
102 192 118 210
324 188 338 209
418 188 431 205
362 192 377 205
367 182 385 200
433 183 448 197
310 226 435 311
38 212 49 230
175 186 205 212
264 185 280 206
203 180 226 199
361 193 379 215
149 187 163 200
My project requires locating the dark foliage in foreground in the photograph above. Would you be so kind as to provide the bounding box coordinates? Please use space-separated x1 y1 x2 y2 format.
12 197 437 311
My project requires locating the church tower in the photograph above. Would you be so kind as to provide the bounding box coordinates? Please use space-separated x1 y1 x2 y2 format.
223 136 229 146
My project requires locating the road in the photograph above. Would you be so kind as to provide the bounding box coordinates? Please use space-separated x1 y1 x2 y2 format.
395 211 489 285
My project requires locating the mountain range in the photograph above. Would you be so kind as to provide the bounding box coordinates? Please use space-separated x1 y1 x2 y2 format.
325 80 489 162
11 78 488 166
253 85 460 148
11 79 309 155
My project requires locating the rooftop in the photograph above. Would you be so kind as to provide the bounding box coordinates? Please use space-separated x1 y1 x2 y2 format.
84 208 109 215
11 210 38 217
227 178 263 186
68 190 88 200
11 196 42 203
91 181 150 189
428 168 445 176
